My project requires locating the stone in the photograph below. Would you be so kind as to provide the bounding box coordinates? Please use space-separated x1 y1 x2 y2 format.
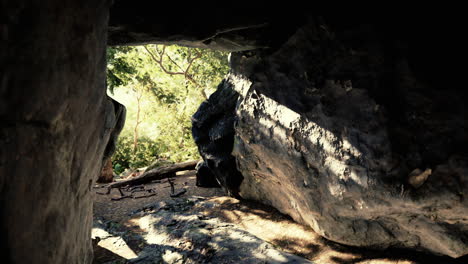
0 1 113 263
131 197 313 264
102 98 126 162
192 20 468 258
195 161 220 188
192 77 245 197
97 159 114 183
408 168 432 189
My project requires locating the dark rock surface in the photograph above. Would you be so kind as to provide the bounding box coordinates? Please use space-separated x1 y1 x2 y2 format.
195 161 220 188
221 20 468 257
108 4 306 51
102 98 126 163
189 16 468 258
98 98 125 184
192 78 244 197
0 1 114 263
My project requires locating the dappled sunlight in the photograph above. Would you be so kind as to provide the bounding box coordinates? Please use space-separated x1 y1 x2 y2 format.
111 196 316 263
193 197 330 260
190 197 426 264
354 260 414 264
256 92 362 161
237 90 371 206
91 227 138 260
93 180 460 264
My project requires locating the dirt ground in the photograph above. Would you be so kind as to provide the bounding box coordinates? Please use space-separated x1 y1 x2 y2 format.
93 171 467 264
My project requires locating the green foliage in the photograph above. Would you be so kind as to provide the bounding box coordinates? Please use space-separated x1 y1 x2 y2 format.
106 47 137 94
112 135 160 174
107 44 229 174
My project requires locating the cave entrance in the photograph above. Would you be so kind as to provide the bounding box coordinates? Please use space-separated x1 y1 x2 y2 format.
101 44 229 182
92 45 230 261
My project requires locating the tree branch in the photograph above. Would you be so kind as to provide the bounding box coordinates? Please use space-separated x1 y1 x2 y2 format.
165 51 186 73
144 45 161 63
144 45 204 89
144 45 185 76
102 160 200 191
144 45 207 99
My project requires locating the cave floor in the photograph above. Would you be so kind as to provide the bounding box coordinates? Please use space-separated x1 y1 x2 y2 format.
92 171 465 264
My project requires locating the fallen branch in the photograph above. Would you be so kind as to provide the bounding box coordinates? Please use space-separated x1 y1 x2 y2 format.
111 188 132 201
100 160 200 194
167 178 174 192
167 177 187 197
111 194 132 201
126 185 145 192
108 186 158 201
170 189 187 198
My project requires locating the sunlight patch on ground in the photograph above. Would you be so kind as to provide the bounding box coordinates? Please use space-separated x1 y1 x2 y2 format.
194 197 419 264
91 227 138 260
355 260 414 264
162 250 184 263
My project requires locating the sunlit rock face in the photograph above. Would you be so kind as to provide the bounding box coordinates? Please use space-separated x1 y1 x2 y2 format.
194 19 468 257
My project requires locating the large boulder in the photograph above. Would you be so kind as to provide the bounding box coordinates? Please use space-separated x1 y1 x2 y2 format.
192 77 245 197
195 161 220 188
97 159 114 183
0 1 113 263
193 19 468 258
98 99 126 184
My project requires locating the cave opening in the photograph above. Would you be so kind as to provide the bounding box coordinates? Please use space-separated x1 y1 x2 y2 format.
91 44 231 261
96 12 468 263
101 44 229 182
2 2 468 263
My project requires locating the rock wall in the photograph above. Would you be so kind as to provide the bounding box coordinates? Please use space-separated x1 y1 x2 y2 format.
193 19 468 257
0 1 113 263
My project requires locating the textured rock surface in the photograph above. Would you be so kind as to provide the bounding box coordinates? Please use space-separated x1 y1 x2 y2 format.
192 78 245 197
127 197 313 264
102 98 126 163
191 19 468 257
98 99 125 184
195 161 220 188
108 4 305 51
228 21 468 258
0 1 113 263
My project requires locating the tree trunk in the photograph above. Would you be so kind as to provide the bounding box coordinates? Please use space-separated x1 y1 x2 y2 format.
106 160 200 190
133 93 142 153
